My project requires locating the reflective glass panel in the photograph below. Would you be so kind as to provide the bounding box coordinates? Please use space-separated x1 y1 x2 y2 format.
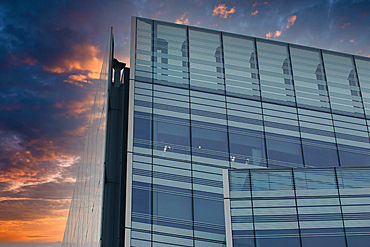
256 40 296 106
322 52 365 117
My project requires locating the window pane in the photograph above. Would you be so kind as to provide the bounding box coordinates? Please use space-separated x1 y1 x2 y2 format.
355 57 370 118
263 103 303 168
256 40 295 106
323 52 365 117
189 28 224 94
153 22 189 88
223 33 260 100
290 46 330 111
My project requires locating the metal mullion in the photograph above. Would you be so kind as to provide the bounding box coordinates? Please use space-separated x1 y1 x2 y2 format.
287 43 306 167
187 25 196 246
254 38 269 168
353 56 370 141
291 168 303 247
249 169 257 247
221 32 232 169
320 50 342 167
150 19 155 246
334 167 349 247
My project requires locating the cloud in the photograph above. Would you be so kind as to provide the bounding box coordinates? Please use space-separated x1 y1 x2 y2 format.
42 43 103 77
285 15 297 29
175 12 190 25
342 22 350 28
212 4 236 18
63 74 94 88
350 39 355 42
54 91 95 118
274 30 282 37
266 31 273 39
251 10 259 15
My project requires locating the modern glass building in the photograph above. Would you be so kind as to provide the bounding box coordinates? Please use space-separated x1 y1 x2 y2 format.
62 17 370 247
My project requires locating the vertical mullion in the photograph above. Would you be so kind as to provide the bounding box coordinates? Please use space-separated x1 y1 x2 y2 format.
287 44 306 167
334 167 349 247
150 19 155 247
353 56 370 141
320 50 342 167
221 32 232 169
291 168 303 247
254 38 269 168
187 26 196 247
249 169 257 247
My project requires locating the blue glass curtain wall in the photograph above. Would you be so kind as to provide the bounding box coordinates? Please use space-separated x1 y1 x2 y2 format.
132 18 370 170
129 17 370 246
226 167 370 247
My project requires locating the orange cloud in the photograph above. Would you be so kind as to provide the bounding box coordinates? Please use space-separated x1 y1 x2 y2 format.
0 212 69 243
54 89 95 118
63 74 94 88
266 31 273 39
175 12 190 25
251 10 259 15
342 22 350 28
212 4 236 18
43 43 103 77
356 50 363 54
350 39 355 42
64 124 88 137
252 1 258 8
285 15 297 29
19 56 38 65
274 30 282 37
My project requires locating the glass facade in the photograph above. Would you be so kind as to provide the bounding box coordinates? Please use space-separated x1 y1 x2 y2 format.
126 17 370 247
225 167 370 247
61 31 112 246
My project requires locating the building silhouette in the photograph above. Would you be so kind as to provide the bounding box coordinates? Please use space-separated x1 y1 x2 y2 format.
61 17 370 247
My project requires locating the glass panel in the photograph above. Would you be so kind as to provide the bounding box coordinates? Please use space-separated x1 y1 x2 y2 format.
135 18 153 83
230 199 255 247
191 91 229 167
294 168 346 247
131 230 151 247
189 28 224 94
256 40 295 106
355 57 370 118
223 33 260 100
262 103 303 168
193 163 225 241
153 22 189 88
227 97 266 168
152 157 192 236
153 84 190 160
297 108 339 167
337 167 370 247
62 33 111 246
131 155 152 231
290 46 330 111
133 81 152 155
251 170 300 247
332 114 370 166
152 232 193 246
322 52 365 117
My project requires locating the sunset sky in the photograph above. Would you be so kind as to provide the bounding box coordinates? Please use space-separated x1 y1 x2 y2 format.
0 0 370 246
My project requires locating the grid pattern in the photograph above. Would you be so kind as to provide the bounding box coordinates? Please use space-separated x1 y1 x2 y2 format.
127 17 370 246
225 167 370 247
